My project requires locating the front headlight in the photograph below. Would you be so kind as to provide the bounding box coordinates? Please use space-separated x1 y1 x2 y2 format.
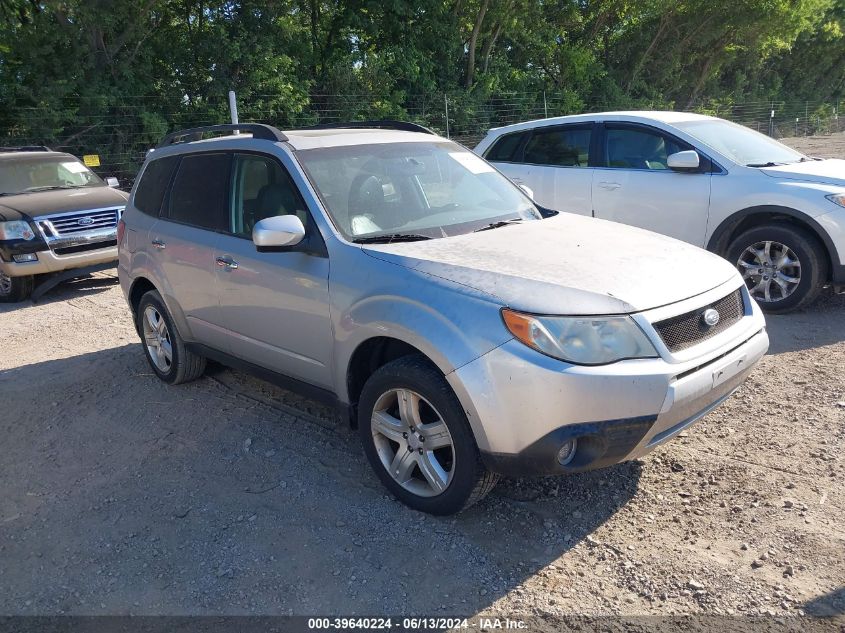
502 309 658 365
0 220 35 241
825 193 845 209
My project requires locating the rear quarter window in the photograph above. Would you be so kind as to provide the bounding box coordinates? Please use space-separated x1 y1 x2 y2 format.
133 156 179 216
484 132 525 162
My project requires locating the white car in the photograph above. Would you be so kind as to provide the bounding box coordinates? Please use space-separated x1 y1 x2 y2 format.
475 111 845 312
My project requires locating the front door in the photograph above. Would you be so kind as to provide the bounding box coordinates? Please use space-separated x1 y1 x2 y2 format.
213 152 333 390
591 124 711 246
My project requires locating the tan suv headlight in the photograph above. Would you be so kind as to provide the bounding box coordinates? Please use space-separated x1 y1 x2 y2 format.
0 220 35 241
502 309 658 365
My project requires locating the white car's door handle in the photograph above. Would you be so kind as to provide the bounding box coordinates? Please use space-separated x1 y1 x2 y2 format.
598 181 621 190
215 256 238 270
151 239 166 249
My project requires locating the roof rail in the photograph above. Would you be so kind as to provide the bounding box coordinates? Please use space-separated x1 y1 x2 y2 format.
303 120 436 135
0 146 52 152
157 123 288 148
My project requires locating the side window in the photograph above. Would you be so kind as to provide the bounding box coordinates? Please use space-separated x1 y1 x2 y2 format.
167 153 231 231
230 154 309 238
604 127 685 170
133 156 178 216
523 126 592 167
485 132 525 162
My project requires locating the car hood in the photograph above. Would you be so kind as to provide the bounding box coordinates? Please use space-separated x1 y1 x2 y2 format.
361 213 739 315
760 159 845 187
0 186 129 222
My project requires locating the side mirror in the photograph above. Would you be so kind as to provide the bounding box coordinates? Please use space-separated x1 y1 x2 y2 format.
517 183 535 200
253 214 306 249
106 177 120 188
667 150 700 171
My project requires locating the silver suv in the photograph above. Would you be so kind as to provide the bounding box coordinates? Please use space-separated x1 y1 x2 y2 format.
119 122 769 515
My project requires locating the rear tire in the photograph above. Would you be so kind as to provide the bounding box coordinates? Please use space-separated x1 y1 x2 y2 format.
727 223 826 313
135 290 206 384
0 272 33 303
358 354 498 515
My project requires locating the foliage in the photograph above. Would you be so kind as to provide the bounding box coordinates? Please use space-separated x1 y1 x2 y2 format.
0 0 840 179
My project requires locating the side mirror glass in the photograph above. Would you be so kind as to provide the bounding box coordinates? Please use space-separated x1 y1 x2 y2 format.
106 177 120 188
517 183 535 200
253 214 306 249
667 150 700 171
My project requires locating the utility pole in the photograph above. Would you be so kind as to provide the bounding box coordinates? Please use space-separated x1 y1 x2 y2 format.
228 90 239 127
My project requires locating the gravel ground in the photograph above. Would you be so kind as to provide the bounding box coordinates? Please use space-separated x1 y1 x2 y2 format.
0 136 843 629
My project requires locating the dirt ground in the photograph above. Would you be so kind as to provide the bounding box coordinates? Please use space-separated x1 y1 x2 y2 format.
0 136 843 629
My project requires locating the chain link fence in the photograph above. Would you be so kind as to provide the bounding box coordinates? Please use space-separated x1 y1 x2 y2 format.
1 93 842 188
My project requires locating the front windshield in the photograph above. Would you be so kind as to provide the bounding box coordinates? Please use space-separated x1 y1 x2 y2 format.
0 155 105 195
297 141 541 240
674 119 806 166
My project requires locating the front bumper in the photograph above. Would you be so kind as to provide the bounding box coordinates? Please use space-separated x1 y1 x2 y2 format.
0 243 117 276
448 284 769 477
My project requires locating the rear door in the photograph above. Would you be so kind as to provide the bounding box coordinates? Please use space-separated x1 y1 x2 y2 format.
517 123 595 216
591 123 711 246
148 152 231 350
212 151 333 389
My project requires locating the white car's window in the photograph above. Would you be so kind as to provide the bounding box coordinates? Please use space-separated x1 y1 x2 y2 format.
0 156 105 195
523 126 592 167
604 127 684 170
297 141 540 241
674 119 805 166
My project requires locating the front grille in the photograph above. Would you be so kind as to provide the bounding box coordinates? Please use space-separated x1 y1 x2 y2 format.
38 208 120 237
53 239 117 256
653 289 745 352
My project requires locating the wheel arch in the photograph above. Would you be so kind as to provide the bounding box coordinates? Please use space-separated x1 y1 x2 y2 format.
345 336 439 427
707 206 837 281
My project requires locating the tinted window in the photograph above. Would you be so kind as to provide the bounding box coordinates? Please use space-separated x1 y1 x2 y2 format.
485 132 524 162
523 126 592 167
604 127 685 170
231 154 309 238
133 156 178 216
167 153 231 230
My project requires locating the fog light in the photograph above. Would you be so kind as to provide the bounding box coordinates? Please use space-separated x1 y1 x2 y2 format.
12 253 37 263
557 438 578 465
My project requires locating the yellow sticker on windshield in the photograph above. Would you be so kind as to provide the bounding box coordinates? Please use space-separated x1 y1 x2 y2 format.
82 154 100 167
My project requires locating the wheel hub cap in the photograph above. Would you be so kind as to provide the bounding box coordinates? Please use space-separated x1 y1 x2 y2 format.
370 388 455 498
737 240 801 303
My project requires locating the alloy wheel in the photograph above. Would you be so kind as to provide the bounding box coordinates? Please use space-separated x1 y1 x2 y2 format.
737 240 801 303
370 388 455 498
0 272 11 296
142 305 173 372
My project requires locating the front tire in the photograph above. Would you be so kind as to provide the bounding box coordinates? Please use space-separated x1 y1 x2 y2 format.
727 223 827 313
135 290 206 384
358 355 498 515
0 272 33 303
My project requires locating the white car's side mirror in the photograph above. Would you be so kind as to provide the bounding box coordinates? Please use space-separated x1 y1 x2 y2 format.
253 214 306 249
517 183 535 200
106 177 120 188
667 150 701 171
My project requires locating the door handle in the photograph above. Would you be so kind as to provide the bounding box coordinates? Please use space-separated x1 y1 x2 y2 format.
151 239 166 249
215 256 239 270
598 181 621 190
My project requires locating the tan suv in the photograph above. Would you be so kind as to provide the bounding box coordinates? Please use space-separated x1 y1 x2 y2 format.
0 147 128 302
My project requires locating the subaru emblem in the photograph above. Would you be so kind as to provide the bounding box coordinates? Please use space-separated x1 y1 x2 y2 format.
77 217 94 226
702 308 720 327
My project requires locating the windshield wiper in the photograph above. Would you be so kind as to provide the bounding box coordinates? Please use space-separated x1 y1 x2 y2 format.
745 162 784 168
24 185 80 193
352 233 433 244
472 218 524 233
